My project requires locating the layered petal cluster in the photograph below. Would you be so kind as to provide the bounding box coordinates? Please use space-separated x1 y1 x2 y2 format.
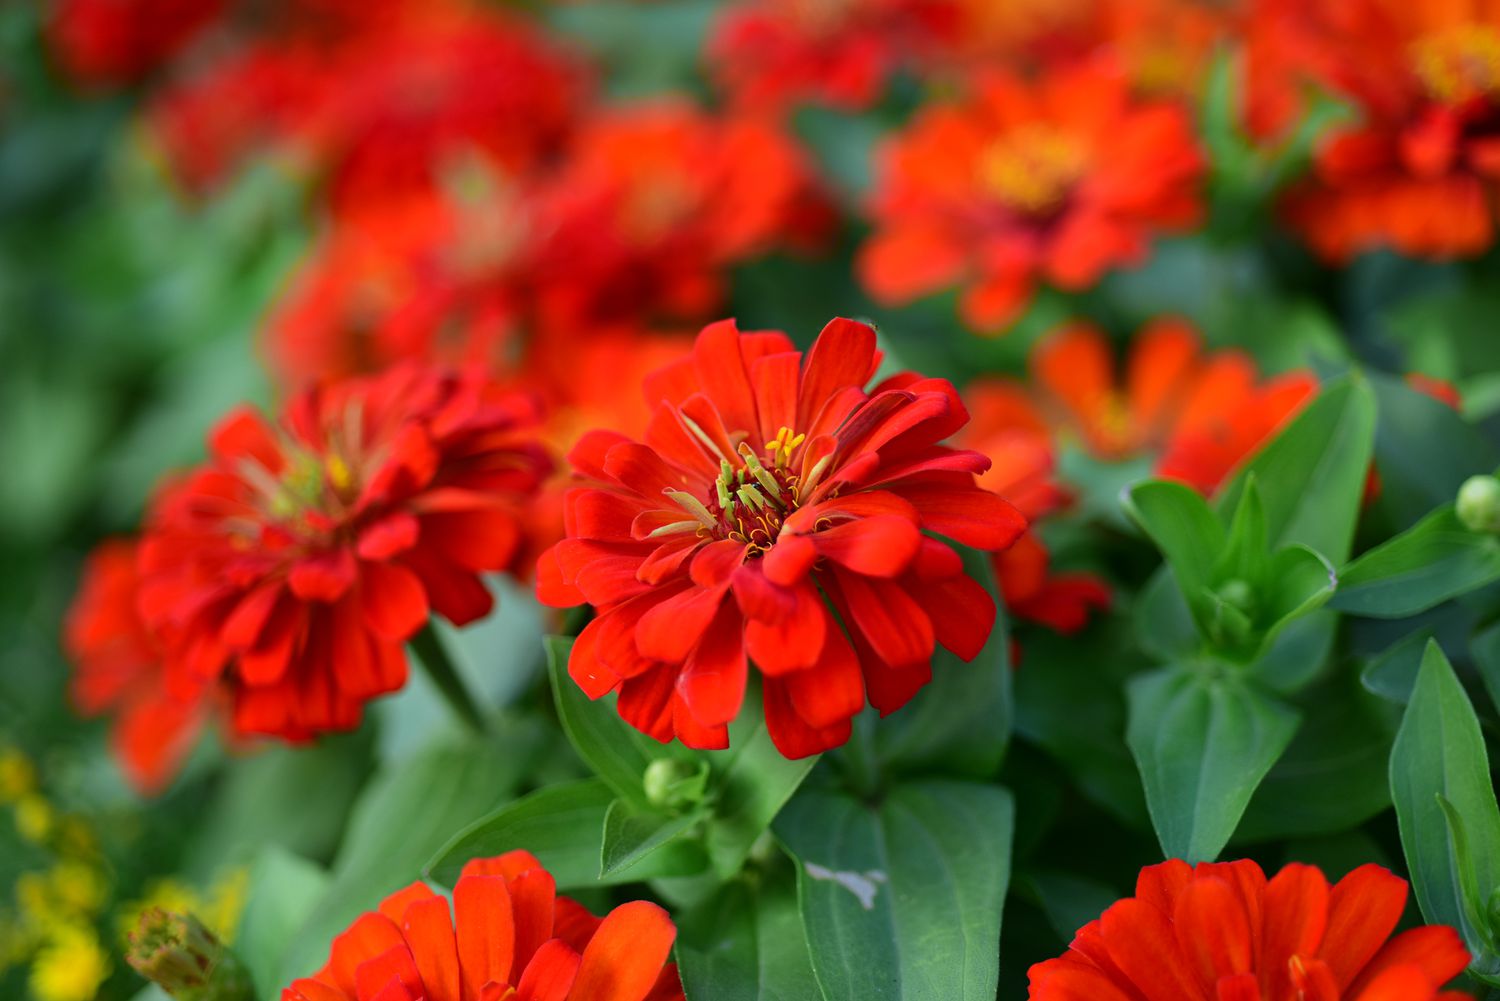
1029 859 1471 1001
64 540 209 794
1263 0 1500 259
706 0 961 112
47 0 226 89
137 364 549 740
539 318 1027 757
1027 319 1316 494
858 59 1204 333
285 850 683 1001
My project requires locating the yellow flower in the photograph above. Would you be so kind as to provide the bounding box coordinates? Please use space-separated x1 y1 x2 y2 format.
29 925 109 1001
47 862 107 918
201 867 250 944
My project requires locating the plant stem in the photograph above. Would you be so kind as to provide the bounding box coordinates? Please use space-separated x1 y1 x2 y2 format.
409 623 488 736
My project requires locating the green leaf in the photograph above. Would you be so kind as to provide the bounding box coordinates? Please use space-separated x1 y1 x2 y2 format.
702 711 819 879
1334 506 1500 618
776 780 1014 1001
1214 476 1270 584
676 870 822 1001
1391 641 1500 974
1126 666 1300 862
281 735 537 983
426 779 707 890
1217 375 1378 565
1361 629 1434 704
1369 371 1499 529
601 799 709 879
1125 480 1225 607
1020 870 1120 945
1470 622 1500 717
547 635 694 810
235 847 328 997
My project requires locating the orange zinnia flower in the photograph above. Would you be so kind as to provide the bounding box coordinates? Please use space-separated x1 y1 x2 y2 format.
1028 319 1317 494
1029 859 1471 1001
284 850 683 1001
64 540 211 794
1268 0 1500 260
858 59 1204 333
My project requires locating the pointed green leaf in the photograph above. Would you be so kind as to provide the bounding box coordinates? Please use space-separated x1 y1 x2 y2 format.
1334 506 1500 618
775 780 1013 1001
1127 666 1300 862
1391 641 1500 975
1125 480 1225 609
1217 375 1377 565
701 709 819 878
600 798 709 878
676 870 822 1001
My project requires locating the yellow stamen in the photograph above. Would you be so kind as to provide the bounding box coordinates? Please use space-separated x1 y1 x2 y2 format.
1413 25 1500 103
765 427 806 468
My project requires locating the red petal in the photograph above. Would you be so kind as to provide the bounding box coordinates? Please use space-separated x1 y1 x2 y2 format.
763 678 852 758
508 867 558 974
1172 877 1252 989
762 534 816 586
569 901 678 1001
1347 926 1469 998
455 874 516 999
617 668 678 742
693 319 760 439
357 513 421 561
354 945 424 1001
797 318 878 431
912 570 995 662
898 484 1028 551
831 571 934 670
636 585 727 663
209 407 284 471
751 351 801 447
325 913 405 995
403 895 461 1001
359 561 430 642
289 549 359 602
743 578 827 675
515 939 581 1001
1320 865 1408 989
785 624 865 729
1260 864 1331 1001
1097 898 1202 1001
811 515 921 578
675 603 748 727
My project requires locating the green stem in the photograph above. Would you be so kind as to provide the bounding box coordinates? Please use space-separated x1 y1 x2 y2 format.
409 623 488 736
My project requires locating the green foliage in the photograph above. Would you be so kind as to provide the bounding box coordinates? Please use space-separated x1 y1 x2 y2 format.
1390 642 1500 982
1335 506 1500 617
775 781 1014 1001
675 870 822 1001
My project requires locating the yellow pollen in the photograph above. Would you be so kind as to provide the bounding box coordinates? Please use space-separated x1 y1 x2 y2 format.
766 426 806 467
1413 25 1500 103
979 126 1088 215
325 453 354 493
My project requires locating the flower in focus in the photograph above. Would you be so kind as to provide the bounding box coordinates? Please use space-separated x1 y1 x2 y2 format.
858 59 1204 333
283 849 684 1001
1028 319 1317 494
539 318 1026 758
1267 0 1500 260
46 0 226 89
1028 859 1471 1000
706 0 961 112
136 364 549 740
64 539 210 795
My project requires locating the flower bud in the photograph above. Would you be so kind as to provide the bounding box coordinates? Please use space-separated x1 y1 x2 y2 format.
643 758 708 812
1457 475 1500 535
126 909 253 1001
1215 578 1258 617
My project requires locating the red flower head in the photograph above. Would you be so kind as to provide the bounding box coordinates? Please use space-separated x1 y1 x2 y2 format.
538 318 1027 758
1028 319 1317 495
536 102 832 331
137 364 550 741
706 0 962 112
1266 0 1500 260
858 59 1204 333
1029 859 1471 1001
64 539 210 794
47 0 226 89
284 850 684 1001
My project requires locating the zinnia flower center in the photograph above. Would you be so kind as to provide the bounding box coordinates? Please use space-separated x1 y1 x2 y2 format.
979 126 1088 215
241 441 366 543
706 426 806 551
1413 25 1500 103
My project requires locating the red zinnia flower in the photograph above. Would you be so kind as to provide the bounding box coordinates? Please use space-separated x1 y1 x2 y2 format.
137 364 549 740
64 539 211 794
538 318 1026 758
284 850 684 1001
1029 859 1471 1001
858 59 1204 333
1266 0 1500 260
706 0 961 112
1027 319 1317 495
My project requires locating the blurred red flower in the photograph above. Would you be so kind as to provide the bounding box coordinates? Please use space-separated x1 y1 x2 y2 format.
538 318 1026 758
1029 859 1471 1001
136 364 549 740
1266 0 1500 260
64 539 210 795
47 0 225 89
858 60 1204 333
706 0 961 112
1029 319 1317 494
284 850 683 1001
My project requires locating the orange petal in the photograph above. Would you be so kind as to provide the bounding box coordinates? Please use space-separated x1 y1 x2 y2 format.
567 901 678 1001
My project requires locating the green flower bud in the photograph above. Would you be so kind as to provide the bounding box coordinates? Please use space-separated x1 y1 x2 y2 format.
1215 578 1258 617
1457 475 1500 535
643 758 708 812
126 909 254 1001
